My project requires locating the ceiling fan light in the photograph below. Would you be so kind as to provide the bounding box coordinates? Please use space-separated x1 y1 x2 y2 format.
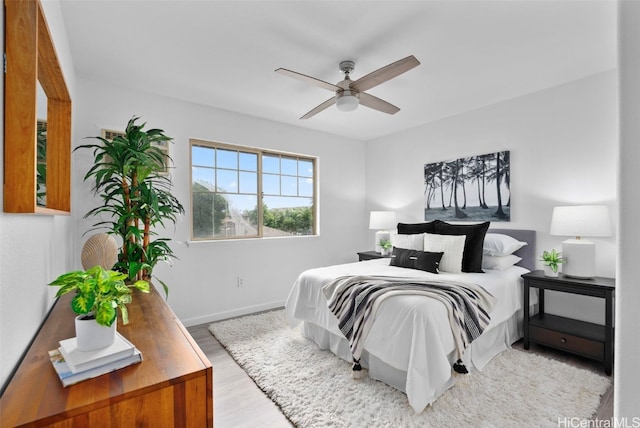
336 90 359 112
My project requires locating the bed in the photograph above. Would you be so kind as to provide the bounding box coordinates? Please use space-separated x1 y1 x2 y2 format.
285 225 536 414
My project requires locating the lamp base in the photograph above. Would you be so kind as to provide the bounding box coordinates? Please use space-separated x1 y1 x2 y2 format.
374 230 390 253
561 239 595 279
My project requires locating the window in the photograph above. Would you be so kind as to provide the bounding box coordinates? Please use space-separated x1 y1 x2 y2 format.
190 139 317 240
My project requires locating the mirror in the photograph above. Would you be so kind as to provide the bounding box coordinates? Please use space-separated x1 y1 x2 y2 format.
36 81 48 207
4 0 71 214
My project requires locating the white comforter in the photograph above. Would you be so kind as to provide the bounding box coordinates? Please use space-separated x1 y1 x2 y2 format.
285 258 532 413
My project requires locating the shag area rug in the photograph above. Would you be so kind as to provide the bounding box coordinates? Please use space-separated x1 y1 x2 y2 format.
209 310 611 428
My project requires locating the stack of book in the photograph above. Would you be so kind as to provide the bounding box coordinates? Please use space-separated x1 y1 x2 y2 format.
49 332 142 387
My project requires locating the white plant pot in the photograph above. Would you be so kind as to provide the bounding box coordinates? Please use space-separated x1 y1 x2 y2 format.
543 265 559 277
381 248 391 256
75 314 117 351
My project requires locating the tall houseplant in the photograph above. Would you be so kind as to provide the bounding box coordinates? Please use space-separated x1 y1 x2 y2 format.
76 117 184 296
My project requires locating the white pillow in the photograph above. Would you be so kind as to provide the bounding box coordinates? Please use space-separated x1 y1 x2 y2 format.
483 233 527 256
482 254 522 271
390 233 424 251
424 233 466 274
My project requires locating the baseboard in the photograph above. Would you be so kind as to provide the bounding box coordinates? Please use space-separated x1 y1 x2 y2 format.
180 300 286 327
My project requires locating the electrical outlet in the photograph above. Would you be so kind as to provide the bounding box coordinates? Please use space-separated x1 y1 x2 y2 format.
237 277 245 287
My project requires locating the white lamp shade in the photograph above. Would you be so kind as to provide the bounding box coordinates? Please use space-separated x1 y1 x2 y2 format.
336 90 359 112
369 211 397 230
550 205 612 238
549 205 611 279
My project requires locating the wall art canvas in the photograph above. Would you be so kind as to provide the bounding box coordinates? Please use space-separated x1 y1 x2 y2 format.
424 151 510 222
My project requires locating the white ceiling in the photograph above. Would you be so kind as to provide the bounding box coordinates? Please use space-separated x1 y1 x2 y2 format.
59 0 617 141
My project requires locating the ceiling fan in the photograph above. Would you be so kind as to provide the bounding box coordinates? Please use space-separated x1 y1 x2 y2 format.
275 55 420 119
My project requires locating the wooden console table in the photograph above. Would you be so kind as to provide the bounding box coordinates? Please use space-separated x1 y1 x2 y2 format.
0 286 213 427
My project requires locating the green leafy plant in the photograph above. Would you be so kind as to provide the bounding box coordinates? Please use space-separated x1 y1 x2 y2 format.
540 249 565 273
75 116 184 296
379 239 392 250
49 265 150 326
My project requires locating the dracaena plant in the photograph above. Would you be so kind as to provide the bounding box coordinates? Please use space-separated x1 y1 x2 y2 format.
75 116 184 296
49 266 150 326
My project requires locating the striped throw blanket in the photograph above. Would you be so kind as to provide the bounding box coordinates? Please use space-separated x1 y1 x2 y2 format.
322 275 496 373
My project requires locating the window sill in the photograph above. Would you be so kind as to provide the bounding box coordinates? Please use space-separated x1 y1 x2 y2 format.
185 234 319 247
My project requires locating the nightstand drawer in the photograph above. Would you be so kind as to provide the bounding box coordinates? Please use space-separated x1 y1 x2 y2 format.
529 326 604 360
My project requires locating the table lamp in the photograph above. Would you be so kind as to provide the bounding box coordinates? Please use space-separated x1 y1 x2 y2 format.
369 211 397 253
550 205 612 279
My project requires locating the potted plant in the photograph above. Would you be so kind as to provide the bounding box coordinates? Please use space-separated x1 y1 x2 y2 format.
540 249 565 277
49 265 149 350
380 239 392 256
75 116 184 296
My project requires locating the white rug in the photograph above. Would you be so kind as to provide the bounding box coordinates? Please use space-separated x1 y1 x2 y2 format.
209 310 611 428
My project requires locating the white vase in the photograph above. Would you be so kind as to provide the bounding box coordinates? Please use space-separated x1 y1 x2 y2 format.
75 314 117 351
543 265 559 277
381 248 391 256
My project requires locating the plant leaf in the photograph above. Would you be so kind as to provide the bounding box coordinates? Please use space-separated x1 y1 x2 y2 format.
120 305 129 325
71 292 96 314
95 300 117 326
131 280 150 293
155 277 169 299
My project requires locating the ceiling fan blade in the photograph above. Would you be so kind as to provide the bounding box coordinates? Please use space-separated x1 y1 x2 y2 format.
359 92 400 115
300 97 336 120
350 55 420 93
275 68 341 92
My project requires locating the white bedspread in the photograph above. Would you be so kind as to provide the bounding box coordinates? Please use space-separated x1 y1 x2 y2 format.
285 258 533 413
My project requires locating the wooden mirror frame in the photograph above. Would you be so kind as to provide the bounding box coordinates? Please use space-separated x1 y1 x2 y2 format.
4 0 71 214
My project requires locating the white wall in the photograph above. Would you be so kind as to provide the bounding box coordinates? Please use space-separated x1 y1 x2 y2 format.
615 0 640 419
72 78 368 326
366 71 618 324
0 1 77 387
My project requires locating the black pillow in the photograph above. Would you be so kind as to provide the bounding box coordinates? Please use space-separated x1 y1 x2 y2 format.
433 221 490 273
397 221 439 235
389 247 443 274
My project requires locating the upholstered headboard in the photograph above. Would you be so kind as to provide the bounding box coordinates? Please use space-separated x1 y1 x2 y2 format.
488 228 536 271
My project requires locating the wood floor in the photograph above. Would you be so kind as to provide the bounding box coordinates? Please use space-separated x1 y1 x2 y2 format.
187 323 613 427
188 324 293 428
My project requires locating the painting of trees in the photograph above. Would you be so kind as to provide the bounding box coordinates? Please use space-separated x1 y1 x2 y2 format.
424 151 510 221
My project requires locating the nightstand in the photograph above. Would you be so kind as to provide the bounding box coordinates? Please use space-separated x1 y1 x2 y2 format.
521 270 615 375
357 251 390 261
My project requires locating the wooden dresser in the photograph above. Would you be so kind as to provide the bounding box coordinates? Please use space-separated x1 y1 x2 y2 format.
0 286 213 427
